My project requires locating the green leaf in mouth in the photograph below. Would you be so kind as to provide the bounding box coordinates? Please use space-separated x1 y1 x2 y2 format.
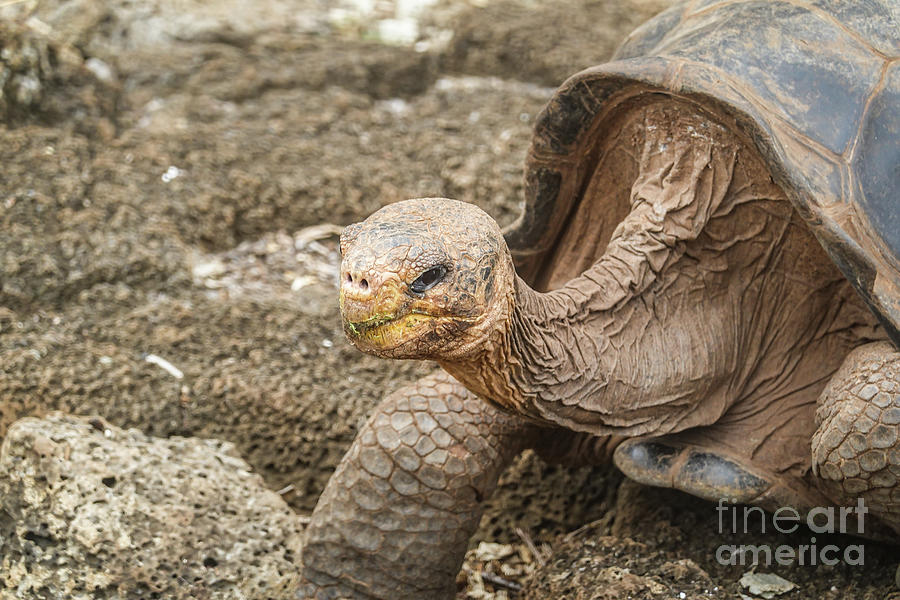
346 312 400 333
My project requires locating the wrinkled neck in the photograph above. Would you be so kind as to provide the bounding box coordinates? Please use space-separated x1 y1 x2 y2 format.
438 274 714 436
439 277 599 422
440 266 732 439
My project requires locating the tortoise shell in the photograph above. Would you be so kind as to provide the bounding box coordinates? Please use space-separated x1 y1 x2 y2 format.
505 0 900 346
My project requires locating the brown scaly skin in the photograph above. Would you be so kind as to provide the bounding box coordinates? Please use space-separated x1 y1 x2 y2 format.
812 342 900 528
299 371 540 600
300 100 900 599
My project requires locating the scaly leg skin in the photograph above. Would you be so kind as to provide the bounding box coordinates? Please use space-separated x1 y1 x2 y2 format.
298 371 538 600
812 341 900 537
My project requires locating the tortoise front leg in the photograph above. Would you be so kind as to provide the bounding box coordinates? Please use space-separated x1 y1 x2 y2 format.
299 371 539 600
812 341 900 537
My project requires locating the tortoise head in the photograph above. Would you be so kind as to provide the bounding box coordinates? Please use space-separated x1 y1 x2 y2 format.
339 198 514 360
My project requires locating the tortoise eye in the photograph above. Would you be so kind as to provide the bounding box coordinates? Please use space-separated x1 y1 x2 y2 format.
410 265 447 294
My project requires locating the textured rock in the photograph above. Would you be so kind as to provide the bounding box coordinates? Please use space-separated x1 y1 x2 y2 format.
0 413 304 599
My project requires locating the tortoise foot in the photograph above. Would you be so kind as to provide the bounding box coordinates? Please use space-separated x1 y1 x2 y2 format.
613 437 771 503
300 371 535 600
812 341 900 536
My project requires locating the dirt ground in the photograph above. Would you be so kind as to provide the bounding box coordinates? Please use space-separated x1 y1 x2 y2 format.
1 0 898 598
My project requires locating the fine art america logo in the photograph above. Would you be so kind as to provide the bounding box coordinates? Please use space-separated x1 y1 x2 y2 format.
714 498 868 567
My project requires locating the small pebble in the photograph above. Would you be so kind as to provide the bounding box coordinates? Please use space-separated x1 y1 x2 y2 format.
161 166 183 183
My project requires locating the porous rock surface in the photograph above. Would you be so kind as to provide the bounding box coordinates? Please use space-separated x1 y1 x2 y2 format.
0 413 304 599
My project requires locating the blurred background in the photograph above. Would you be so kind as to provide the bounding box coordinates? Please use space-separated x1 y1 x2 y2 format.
1 1 897 598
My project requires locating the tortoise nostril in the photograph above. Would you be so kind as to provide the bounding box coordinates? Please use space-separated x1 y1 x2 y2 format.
343 271 371 291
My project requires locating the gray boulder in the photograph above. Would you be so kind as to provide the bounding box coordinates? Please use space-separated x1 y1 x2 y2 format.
0 413 304 599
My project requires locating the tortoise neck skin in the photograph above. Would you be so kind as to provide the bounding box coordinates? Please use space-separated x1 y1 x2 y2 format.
438 276 602 423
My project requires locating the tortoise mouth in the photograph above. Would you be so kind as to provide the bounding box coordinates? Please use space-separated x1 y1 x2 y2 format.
345 312 403 334
343 310 438 354
339 279 487 358
339 279 440 354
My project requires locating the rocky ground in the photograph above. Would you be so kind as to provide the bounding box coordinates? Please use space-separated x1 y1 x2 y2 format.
1 0 898 598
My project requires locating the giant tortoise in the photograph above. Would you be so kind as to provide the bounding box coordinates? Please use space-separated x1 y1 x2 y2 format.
300 1 900 598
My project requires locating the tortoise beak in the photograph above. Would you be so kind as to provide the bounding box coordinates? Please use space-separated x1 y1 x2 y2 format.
339 266 409 339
